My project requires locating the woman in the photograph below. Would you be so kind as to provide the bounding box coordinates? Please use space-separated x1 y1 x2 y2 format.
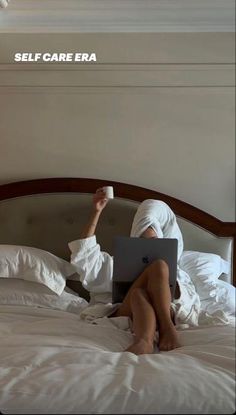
69 189 200 355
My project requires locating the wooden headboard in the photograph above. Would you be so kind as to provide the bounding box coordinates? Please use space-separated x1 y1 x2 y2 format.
0 177 235 286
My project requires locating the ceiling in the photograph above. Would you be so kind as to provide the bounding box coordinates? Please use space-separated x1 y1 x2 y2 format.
0 0 235 33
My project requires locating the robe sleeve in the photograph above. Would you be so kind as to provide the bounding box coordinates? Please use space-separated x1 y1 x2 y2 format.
68 235 113 295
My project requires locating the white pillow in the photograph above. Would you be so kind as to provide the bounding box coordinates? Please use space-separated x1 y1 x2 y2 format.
0 245 75 295
0 278 88 314
179 250 230 280
179 250 230 301
201 280 235 316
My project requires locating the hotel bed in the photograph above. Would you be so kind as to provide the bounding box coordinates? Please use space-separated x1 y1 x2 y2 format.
0 178 235 414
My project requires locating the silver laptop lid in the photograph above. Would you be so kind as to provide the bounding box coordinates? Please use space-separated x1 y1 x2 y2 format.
112 236 178 303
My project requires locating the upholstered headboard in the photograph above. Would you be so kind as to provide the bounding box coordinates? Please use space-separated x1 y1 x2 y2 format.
0 178 235 290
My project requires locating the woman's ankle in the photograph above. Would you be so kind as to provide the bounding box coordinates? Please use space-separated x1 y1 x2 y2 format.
159 319 176 333
126 337 154 355
134 336 154 346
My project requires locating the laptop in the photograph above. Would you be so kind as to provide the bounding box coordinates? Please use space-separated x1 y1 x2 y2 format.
112 236 178 304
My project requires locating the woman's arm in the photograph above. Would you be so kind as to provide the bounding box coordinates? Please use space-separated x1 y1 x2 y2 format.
80 188 109 238
69 188 113 296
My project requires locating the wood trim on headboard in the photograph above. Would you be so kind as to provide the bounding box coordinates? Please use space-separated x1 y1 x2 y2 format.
0 177 235 285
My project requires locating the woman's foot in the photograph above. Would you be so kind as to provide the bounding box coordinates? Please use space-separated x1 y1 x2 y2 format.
159 324 181 351
125 338 154 355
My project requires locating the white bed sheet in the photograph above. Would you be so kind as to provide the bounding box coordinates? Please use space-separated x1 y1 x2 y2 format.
0 305 235 414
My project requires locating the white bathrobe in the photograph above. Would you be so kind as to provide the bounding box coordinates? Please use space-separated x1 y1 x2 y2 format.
69 199 201 327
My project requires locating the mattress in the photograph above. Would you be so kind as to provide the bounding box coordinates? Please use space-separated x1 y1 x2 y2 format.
0 304 235 414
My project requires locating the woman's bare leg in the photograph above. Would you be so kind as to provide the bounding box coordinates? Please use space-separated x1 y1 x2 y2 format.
125 287 156 355
113 259 180 352
146 260 180 351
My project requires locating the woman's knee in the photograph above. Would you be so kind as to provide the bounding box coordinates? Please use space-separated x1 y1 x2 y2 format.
148 259 169 275
146 259 169 290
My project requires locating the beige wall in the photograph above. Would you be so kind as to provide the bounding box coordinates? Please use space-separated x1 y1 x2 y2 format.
0 33 235 221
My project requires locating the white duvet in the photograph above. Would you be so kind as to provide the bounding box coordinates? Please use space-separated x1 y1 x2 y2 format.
0 305 235 414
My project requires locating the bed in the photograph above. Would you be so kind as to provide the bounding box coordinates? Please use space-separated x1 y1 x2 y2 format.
0 177 235 414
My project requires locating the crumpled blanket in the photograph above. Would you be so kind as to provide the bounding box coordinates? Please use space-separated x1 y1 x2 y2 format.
79 303 132 331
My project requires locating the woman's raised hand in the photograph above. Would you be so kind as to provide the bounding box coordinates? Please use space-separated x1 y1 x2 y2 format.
93 188 109 213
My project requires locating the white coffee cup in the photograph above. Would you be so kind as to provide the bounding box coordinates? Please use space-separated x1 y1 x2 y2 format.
103 186 114 199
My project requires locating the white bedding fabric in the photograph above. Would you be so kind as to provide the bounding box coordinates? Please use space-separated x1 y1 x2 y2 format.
0 305 235 414
0 244 74 295
0 279 88 314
